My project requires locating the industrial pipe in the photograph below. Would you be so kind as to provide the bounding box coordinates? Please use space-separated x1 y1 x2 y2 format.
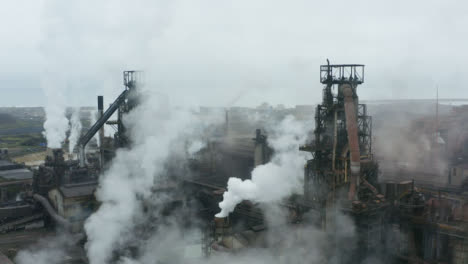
78 89 129 166
342 84 360 200
33 194 71 229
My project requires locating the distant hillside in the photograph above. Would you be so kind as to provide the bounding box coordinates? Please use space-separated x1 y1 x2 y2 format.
0 111 43 135
0 113 16 125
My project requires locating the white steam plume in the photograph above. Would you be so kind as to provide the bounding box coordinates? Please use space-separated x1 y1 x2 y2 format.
90 109 100 147
216 115 311 218
42 84 68 149
187 140 205 156
15 234 75 264
84 91 217 264
68 107 82 153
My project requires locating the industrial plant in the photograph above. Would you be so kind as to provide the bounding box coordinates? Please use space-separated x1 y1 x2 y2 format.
0 61 467 264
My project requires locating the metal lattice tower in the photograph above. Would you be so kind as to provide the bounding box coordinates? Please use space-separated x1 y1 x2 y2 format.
116 71 143 147
302 60 373 216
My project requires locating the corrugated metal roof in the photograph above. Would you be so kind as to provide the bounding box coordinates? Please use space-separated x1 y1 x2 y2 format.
0 168 33 180
0 159 22 171
0 160 13 167
59 183 97 198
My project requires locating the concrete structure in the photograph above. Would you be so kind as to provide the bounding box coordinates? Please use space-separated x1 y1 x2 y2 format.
48 182 97 231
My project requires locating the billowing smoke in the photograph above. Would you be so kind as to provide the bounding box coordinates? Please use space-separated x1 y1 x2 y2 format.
15 234 77 264
370 103 450 183
216 115 311 218
68 107 82 153
125 204 357 264
187 140 205 156
84 91 219 264
42 85 68 149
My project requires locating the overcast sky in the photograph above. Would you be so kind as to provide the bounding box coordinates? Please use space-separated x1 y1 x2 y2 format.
1 0 467 107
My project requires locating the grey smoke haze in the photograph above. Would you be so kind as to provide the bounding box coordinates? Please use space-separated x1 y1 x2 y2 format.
370 102 451 186
1 0 468 107
15 233 79 264
84 89 223 264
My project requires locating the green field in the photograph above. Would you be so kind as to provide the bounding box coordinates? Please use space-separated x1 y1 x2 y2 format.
0 107 93 157
0 110 45 157
0 134 46 157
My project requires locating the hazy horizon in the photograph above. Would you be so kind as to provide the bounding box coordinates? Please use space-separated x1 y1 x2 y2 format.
1 0 467 107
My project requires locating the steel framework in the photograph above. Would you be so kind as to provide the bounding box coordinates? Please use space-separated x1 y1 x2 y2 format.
303 61 374 209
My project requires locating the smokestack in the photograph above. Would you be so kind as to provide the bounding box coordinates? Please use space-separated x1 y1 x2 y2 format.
45 148 65 186
98 96 104 168
254 129 266 166
46 147 62 159
225 109 229 136
98 96 104 143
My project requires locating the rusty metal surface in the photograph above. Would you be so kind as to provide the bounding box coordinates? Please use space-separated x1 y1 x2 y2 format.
343 84 360 200
59 183 97 198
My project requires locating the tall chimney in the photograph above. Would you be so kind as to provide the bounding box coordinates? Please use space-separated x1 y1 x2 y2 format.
254 129 266 166
98 96 104 168
225 109 229 136
98 96 104 144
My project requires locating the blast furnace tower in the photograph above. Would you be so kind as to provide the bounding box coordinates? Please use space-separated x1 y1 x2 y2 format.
302 60 377 219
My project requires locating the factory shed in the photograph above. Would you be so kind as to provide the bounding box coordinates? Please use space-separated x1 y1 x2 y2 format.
0 159 33 203
0 160 22 171
0 168 33 181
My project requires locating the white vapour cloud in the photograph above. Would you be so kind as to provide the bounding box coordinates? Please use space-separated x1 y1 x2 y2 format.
15 234 72 264
90 109 100 147
68 107 82 153
216 115 311 218
42 84 68 149
84 91 219 264
129 208 357 264
187 140 205 156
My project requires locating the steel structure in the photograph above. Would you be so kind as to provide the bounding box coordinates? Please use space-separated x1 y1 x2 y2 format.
116 70 142 147
77 71 142 166
301 62 386 263
319 62 364 85
302 60 374 218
